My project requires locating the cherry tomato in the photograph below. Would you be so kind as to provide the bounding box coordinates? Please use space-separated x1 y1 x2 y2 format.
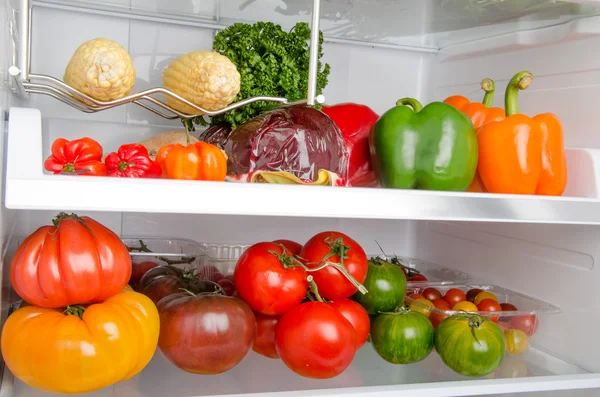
505 329 529 355
273 239 303 255
253 312 280 359
198 265 225 284
329 299 370 349
512 315 539 336
443 288 466 307
300 232 368 300
422 288 442 302
408 293 425 300
430 299 450 329
130 260 160 286
234 242 308 315
466 288 484 303
217 278 236 296
500 303 518 311
474 291 498 305
407 274 428 282
275 302 356 379
452 301 478 312
411 298 435 318
477 299 503 322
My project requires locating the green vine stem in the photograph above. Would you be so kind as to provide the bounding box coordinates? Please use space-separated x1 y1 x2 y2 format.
64 305 86 319
307 275 325 303
127 239 196 266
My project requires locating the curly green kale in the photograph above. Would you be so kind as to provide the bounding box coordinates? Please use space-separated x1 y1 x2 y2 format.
204 21 331 128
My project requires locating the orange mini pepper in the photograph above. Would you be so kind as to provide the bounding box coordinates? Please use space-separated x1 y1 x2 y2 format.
156 141 227 181
477 71 567 196
445 79 506 192
444 78 506 130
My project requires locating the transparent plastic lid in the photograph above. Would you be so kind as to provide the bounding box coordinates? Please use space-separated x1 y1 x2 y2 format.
371 255 472 286
121 237 206 266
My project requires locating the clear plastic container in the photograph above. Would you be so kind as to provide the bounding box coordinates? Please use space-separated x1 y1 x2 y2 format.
405 284 561 354
199 243 250 277
121 237 207 268
371 255 471 287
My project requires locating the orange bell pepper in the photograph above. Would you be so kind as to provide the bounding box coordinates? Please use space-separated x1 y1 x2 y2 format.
444 78 506 129
156 141 227 181
477 71 567 196
445 79 506 192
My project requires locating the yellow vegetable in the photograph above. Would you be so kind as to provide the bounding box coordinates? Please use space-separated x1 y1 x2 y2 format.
64 38 136 101
163 51 240 114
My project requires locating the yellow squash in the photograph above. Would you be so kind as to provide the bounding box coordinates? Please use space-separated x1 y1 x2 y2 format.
1 287 159 394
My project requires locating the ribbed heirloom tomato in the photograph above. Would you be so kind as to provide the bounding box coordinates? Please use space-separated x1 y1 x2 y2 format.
300 231 368 300
234 242 308 315
275 301 356 379
10 212 131 308
1 287 159 394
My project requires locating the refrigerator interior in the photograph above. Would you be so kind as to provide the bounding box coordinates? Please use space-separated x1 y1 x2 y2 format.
3 0 600 396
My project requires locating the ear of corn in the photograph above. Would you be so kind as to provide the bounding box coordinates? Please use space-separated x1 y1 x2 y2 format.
64 38 136 102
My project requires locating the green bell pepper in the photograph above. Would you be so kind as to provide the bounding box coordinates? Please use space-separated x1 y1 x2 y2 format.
369 98 478 191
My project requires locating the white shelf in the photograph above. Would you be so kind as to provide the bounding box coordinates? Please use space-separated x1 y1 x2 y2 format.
10 344 597 397
7 107 600 224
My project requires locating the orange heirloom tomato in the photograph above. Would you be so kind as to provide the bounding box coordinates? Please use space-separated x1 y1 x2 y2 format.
0 287 160 394
156 142 227 181
10 212 132 308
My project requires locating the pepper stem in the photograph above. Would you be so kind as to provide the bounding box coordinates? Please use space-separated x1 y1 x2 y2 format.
396 98 424 112
505 71 533 117
481 78 495 108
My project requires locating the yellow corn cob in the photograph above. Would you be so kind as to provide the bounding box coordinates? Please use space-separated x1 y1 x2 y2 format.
64 38 136 102
163 51 240 114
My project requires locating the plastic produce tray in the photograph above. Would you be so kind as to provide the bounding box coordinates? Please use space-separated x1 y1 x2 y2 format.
121 237 206 268
371 255 471 287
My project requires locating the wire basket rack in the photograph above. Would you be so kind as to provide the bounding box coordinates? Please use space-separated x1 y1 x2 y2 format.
9 0 324 120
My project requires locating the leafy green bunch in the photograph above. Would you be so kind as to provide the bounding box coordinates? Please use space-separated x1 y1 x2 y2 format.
203 21 331 128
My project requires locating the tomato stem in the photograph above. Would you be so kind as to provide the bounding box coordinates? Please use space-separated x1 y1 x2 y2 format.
179 288 197 297
64 305 86 319
269 246 305 270
307 275 325 303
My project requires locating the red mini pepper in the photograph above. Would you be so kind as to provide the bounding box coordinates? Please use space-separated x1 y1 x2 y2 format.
322 103 379 187
105 144 162 178
44 137 107 176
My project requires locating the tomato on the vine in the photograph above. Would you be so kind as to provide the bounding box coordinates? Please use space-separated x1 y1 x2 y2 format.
300 232 368 300
273 239 303 255
275 302 356 379
234 242 308 315
253 312 280 359
329 299 370 349
443 288 466 307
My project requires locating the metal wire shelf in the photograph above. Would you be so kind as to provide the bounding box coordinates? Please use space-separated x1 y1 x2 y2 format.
9 0 324 120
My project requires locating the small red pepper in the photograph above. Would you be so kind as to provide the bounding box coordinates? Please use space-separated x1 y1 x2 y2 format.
44 137 107 176
322 103 379 187
105 144 162 178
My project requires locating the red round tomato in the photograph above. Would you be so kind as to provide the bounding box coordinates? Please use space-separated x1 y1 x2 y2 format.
275 302 356 379
329 299 370 349
443 288 467 307
422 288 442 301
234 242 308 315
130 260 160 286
430 299 450 329
477 299 503 322
408 274 428 282
273 239 303 255
300 232 368 300
253 312 280 359
10 213 131 308
512 315 539 336
158 290 256 374
501 303 518 311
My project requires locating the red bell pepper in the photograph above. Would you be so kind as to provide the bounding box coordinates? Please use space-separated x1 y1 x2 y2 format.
105 144 162 178
322 103 379 187
44 137 107 176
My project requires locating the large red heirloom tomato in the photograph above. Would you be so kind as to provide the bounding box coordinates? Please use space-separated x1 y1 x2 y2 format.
10 212 131 308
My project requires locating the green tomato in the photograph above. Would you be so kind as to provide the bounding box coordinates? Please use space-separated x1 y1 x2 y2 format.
436 314 506 377
352 258 406 314
371 309 434 364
